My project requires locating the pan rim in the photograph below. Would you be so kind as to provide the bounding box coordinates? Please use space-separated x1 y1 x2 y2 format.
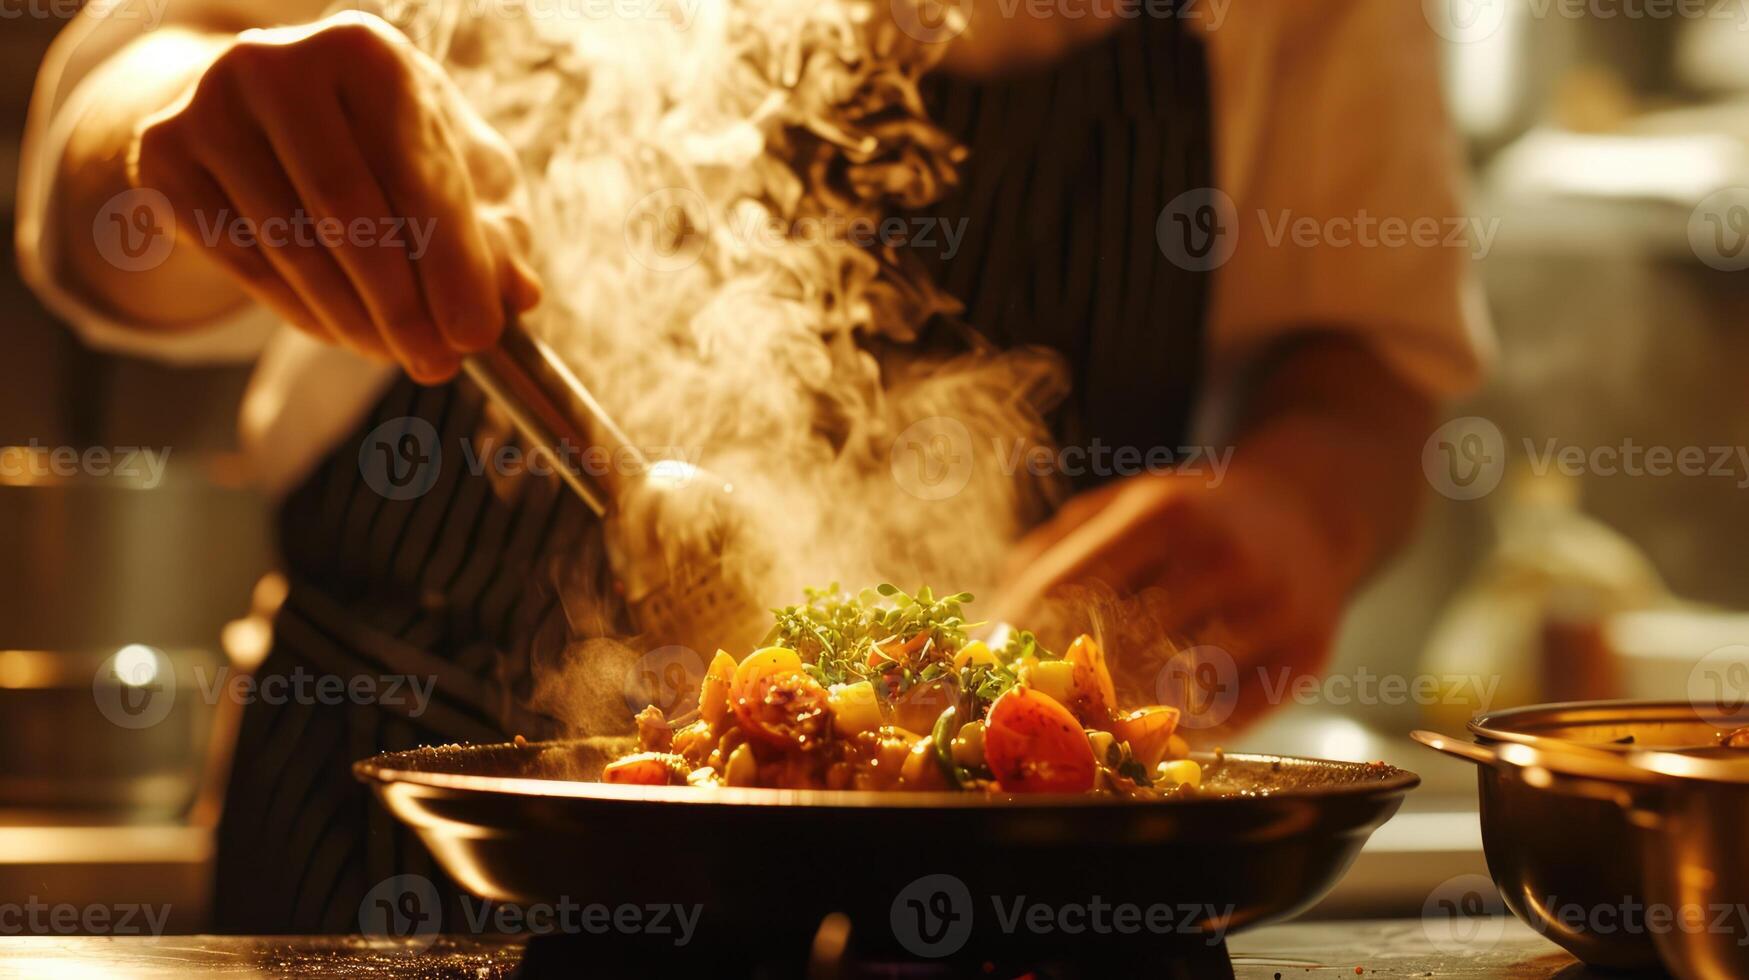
1468 698 1749 785
1471 698 1749 744
353 739 1420 809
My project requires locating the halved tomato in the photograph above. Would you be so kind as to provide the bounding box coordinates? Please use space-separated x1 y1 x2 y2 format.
1064 634 1117 719
982 687 1096 793
732 647 829 750
1112 705 1183 769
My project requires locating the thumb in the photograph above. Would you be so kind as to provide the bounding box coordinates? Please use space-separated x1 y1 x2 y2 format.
506 253 543 312
484 215 543 314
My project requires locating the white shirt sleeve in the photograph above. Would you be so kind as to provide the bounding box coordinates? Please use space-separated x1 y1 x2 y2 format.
15 0 330 365
1200 0 1496 401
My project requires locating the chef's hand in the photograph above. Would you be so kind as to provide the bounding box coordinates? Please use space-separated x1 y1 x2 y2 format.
128 12 540 383
994 338 1435 728
999 466 1346 707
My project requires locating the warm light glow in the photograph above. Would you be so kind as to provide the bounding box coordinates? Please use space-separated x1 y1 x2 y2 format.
222 617 273 672
0 446 57 487
111 644 161 688
647 459 703 489
1441 4 1524 141
0 650 55 689
1491 130 1744 205
1313 717 1375 763
251 571 290 616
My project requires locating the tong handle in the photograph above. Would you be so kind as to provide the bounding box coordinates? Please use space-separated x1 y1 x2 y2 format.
463 323 644 519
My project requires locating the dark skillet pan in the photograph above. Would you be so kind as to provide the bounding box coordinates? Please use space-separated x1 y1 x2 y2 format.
356 738 1416 962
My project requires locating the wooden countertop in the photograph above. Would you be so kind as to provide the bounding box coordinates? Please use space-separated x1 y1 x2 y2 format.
0 919 1602 978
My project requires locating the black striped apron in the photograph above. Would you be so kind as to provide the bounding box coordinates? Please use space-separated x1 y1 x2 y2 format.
211 8 1212 933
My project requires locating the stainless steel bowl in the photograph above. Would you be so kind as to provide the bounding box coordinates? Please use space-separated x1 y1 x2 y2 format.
1417 700 1749 980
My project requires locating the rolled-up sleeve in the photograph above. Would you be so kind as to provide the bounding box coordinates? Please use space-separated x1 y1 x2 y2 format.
1200 0 1495 401
16 0 321 364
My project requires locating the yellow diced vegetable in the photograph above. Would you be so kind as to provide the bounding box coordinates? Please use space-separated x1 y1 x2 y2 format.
829 680 883 736
893 678 952 736
1087 729 1116 762
952 640 997 670
1024 660 1077 706
1158 758 1202 788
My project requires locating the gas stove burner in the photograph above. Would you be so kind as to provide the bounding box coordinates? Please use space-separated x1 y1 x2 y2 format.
509 915 1236 980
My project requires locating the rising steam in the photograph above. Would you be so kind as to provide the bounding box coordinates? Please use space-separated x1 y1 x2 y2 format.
359 0 1070 729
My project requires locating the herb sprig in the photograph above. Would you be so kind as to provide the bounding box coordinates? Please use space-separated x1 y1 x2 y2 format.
765 584 976 691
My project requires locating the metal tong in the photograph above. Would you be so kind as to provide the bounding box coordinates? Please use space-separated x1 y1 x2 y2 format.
462 325 769 658
462 325 633 520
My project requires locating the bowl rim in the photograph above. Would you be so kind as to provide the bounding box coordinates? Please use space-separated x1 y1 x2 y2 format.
353 739 1421 810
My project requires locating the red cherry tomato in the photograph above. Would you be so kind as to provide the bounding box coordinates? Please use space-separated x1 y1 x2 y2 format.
983 687 1097 793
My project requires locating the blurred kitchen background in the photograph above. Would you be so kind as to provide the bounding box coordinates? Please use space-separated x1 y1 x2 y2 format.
0 8 279 934
3 1 1749 927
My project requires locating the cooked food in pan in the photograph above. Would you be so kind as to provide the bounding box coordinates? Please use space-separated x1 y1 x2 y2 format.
606 585 1200 796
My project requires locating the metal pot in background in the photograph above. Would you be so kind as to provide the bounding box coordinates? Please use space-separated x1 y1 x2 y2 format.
0 449 273 652
1417 700 1749 980
0 646 221 818
0 448 273 821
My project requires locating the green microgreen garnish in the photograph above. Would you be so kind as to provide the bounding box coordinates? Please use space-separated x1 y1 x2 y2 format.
767 584 976 693
763 584 1080 723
